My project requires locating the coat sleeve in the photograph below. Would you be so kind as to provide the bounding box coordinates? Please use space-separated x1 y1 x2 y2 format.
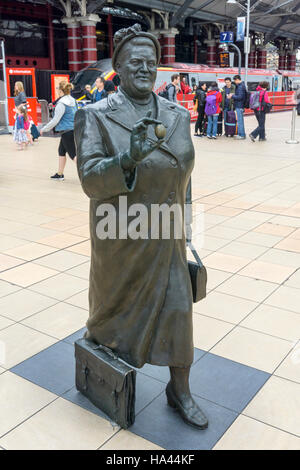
74 107 137 201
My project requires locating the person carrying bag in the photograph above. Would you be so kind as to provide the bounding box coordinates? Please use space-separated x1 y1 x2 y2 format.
205 83 222 139
249 81 272 142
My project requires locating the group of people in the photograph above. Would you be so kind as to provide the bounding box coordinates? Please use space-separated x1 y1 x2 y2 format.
193 75 271 141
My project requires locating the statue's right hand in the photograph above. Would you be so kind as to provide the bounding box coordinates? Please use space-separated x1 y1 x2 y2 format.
130 111 165 162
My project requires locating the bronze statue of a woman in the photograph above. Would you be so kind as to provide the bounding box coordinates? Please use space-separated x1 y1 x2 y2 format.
74 24 208 429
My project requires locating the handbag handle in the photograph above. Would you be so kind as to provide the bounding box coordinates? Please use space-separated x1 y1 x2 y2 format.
187 240 204 268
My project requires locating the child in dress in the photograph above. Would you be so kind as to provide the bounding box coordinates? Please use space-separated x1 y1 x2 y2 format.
13 105 29 150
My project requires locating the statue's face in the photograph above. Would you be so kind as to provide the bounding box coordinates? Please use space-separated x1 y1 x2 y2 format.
116 38 157 99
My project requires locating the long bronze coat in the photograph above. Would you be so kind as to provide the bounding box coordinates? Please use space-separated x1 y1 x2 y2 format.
74 89 194 368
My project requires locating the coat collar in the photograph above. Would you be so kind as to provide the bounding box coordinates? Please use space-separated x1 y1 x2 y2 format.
106 88 180 159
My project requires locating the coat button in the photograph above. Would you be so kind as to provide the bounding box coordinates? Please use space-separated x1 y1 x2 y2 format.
170 158 177 167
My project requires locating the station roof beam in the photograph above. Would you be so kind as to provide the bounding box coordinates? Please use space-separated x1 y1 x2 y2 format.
170 0 216 27
264 0 300 42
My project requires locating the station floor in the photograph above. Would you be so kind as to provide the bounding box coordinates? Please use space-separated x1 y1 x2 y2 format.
0 111 299 450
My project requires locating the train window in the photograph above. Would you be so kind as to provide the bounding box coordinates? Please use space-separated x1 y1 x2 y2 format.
283 77 289 91
292 80 300 90
205 82 216 89
191 77 197 92
247 82 259 91
72 69 102 89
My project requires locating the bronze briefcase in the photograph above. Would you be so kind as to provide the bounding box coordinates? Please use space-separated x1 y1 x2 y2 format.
75 337 136 429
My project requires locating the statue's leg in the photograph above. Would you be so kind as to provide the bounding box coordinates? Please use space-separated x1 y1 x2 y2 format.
167 366 208 429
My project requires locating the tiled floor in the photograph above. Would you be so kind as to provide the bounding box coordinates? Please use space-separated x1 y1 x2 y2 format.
0 112 300 449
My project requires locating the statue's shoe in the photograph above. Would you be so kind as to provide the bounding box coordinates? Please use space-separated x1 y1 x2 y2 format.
166 382 208 430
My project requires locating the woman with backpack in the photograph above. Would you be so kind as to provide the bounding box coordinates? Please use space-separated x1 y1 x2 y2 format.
249 81 271 142
40 81 78 180
205 83 222 139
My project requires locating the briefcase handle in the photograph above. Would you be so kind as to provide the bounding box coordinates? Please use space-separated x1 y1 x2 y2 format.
93 344 118 360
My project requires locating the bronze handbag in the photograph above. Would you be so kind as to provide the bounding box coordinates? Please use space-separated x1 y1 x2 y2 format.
187 241 207 302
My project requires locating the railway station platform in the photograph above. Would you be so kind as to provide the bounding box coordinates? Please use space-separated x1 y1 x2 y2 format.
0 111 299 450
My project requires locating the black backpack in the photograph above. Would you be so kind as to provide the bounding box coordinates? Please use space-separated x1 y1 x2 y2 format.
244 90 251 109
158 83 175 101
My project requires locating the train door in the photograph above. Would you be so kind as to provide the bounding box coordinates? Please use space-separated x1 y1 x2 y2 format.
282 76 290 91
189 73 198 91
179 72 191 93
246 75 260 91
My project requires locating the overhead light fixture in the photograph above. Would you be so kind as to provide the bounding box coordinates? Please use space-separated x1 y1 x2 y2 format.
227 0 237 4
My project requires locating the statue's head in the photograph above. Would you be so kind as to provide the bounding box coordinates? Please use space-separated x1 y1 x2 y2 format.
112 24 161 100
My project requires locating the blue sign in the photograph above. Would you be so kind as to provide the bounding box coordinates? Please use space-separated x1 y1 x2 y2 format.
220 32 234 43
236 17 245 41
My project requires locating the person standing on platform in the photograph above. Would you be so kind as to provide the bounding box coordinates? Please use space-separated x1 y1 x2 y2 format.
194 82 207 137
205 82 222 140
221 77 235 136
92 77 107 103
40 81 78 180
181 76 191 94
167 74 180 103
249 81 271 142
229 75 247 140
13 81 27 107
